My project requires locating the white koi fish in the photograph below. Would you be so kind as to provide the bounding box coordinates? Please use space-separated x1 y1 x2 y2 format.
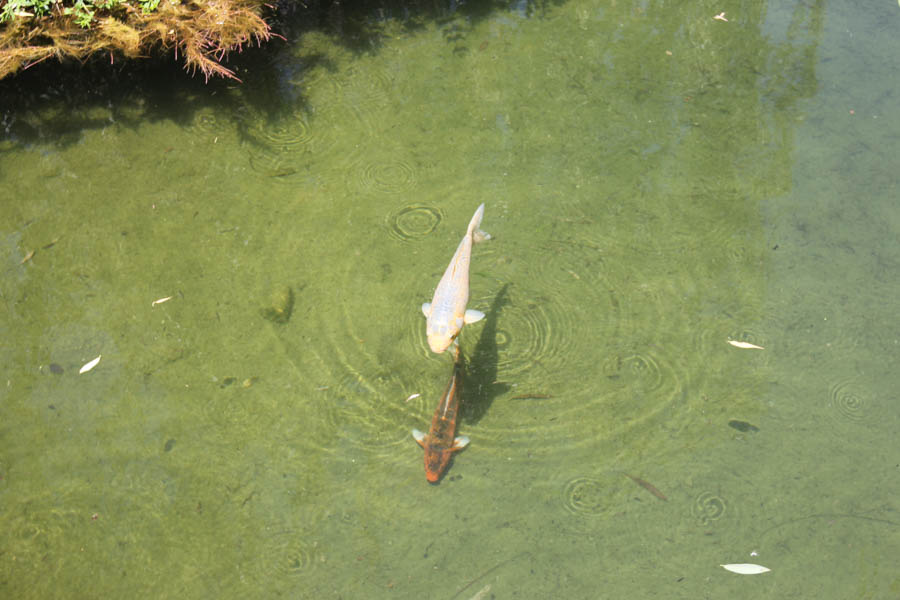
422 203 491 353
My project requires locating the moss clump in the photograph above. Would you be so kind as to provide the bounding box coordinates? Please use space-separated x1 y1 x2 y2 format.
260 284 294 324
0 0 273 81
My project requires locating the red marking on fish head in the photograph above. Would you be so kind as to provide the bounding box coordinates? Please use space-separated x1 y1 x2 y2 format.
424 448 452 483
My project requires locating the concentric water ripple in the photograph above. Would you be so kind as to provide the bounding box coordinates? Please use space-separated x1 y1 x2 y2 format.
282 304 426 463
245 527 320 584
189 105 232 139
604 353 665 394
300 202 704 467
269 533 318 575
385 204 443 242
336 64 393 107
414 233 691 454
327 64 394 129
247 147 305 180
691 491 728 525
253 264 429 466
240 108 333 179
600 347 687 431
473 283 578 382
556 472 631 534
349 157 418 196
246 111 314 149
314 370 411 455
828 379 874 426
562 476 614 517
401 275 594 393
4 490 86 572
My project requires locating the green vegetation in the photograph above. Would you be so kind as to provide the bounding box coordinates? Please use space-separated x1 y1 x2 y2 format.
0 0 272 80
1 0 163 27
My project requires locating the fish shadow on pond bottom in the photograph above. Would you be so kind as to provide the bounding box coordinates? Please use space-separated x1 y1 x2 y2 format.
462 283 511 424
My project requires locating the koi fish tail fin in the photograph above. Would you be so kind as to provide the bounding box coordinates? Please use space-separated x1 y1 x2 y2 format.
467 203 491 243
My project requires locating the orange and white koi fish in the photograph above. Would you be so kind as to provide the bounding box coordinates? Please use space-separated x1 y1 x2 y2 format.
412 348 468 482
422 203 491 354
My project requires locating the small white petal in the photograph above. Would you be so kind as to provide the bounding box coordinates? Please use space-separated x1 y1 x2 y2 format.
151 296 173 307
720 563 771 575
79 355 102 374
727 340 765 349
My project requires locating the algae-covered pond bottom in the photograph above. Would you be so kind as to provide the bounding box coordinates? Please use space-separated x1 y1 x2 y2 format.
1 0 899 597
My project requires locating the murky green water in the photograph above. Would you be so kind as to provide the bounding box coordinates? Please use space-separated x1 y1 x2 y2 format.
2 0 899 597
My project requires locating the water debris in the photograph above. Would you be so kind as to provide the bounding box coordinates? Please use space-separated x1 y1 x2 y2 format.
405 393 421 402
728 419 760 433
720 563 771 575
727 340 764 350
20 249 35 264
260 285 294 323
79 355 102 374
151 296 174 307
622 472 668 501
467 584 492 600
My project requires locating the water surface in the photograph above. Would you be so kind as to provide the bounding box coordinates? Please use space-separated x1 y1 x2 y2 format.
2 0 899 597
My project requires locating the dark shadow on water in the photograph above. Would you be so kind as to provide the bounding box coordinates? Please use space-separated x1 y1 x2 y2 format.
0 0 561 156
462 283 510 425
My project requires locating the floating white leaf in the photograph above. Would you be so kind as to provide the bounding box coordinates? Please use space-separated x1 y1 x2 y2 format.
727 340 765 350
79 355 102 374
151 296 173 307
720 563 771 575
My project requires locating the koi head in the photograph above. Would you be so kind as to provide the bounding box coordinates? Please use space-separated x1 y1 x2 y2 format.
423 448 453 483
426 319 461 354
427 333 456 354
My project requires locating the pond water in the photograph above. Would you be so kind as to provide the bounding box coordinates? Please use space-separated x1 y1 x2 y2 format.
1 0 899 597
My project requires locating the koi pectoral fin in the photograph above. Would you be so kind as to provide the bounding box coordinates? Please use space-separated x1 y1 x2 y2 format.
452 436 470 451
421 303 431 317
464 309 485 324
412 429 427 448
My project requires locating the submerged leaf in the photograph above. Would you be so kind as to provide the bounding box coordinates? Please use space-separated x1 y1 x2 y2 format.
79 354 102 374
727 340 765 350
720 563 771 575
